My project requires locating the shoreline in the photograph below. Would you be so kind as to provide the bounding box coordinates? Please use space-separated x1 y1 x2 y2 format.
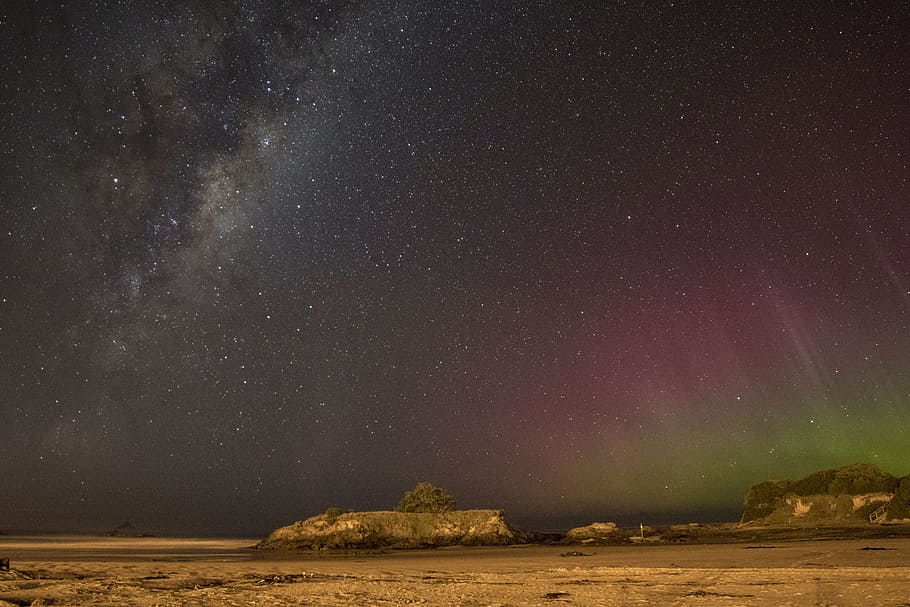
4 526 910 560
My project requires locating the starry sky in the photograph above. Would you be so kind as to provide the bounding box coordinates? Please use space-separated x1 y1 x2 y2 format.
1 2 908 536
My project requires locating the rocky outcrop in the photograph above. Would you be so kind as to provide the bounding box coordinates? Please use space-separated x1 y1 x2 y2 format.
741 464 907 525
747 493 892 525
564 522 625 544
257 509 528 551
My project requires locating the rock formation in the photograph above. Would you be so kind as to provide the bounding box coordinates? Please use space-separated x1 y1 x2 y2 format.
564 522 625 544
741 463 909 525
258 509 528 550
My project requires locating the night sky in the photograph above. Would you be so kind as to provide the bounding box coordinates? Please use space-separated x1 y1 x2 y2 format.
2 2 908 536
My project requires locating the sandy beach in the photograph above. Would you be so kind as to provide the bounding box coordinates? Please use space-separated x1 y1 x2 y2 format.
1 535 909 606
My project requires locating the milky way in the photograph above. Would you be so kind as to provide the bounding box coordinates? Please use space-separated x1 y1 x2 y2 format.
1 2 908 534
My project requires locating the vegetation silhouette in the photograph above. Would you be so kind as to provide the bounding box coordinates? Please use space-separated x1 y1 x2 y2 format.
395 482 457 513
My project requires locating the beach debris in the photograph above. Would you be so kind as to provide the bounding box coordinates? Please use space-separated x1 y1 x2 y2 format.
544 591 570 599
559 551 592 557
254 573 317 585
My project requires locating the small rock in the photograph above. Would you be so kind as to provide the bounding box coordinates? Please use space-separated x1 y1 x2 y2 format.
560 551 592 557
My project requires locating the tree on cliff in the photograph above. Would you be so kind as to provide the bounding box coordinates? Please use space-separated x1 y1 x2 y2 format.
395 482 457 513
827 463 898 495
741 480 791 522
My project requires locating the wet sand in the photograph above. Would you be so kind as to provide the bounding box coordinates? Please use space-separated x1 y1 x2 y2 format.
2 535 909 605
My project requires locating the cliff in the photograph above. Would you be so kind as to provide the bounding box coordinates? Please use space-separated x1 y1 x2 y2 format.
257 509 528 550
741 463 910 525
745 492 893 525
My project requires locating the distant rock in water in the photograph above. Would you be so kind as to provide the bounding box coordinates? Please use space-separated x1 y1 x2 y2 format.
257 509 528 550
107 521 144 537
741 463 910 525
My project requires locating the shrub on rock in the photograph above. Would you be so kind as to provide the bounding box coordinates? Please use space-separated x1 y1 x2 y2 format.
395 482 457 513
